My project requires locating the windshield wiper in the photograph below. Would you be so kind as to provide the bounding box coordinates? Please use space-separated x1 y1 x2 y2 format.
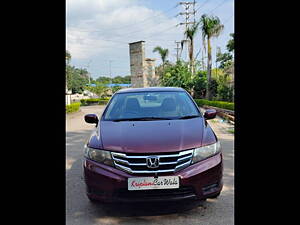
177 115 201 120
112 117 173 122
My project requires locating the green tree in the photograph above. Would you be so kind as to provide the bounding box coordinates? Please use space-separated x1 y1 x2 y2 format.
95 75 131 84
66 66 90 93
185 22 200 75
66 50 71 64
122 75 131 84
216 33 234 101
216 51 233 69
153 46 169 69
161 60 194 94
85 83 109 98
66 51 71 91
226 33 234 52
96 76 111 84
193 70 207 99
112 86 123 94
215 72 234 101
112 75 131 84
200 14 224 100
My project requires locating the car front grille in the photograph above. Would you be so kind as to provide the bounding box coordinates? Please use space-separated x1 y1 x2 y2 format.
111 149 193 174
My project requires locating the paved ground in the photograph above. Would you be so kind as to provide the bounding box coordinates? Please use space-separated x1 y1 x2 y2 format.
66 105 234 225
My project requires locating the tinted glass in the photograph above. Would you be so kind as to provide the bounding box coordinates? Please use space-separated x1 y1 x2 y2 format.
103 91 201 120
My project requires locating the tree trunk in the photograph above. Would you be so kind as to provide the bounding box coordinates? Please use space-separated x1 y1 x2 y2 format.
205 38 212 100
187 39 195 97
189 39 194 75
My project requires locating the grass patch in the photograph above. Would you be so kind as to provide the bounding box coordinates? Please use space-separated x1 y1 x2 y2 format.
66 102 81 113
227 128 234 134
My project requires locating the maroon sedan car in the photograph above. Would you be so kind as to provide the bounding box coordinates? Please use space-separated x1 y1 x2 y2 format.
83 87 222 203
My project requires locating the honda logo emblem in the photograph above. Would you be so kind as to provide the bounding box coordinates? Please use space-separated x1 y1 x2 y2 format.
146 156 159 168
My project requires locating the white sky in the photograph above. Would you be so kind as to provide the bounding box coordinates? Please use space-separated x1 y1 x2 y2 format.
66 0 234 79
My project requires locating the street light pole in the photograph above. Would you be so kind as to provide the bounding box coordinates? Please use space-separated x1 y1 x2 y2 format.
86 60 92 85
109 60 113 94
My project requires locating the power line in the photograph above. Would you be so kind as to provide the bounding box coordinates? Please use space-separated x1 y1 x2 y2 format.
175 41 181 61
195 0 229 20
98 5 178 32
207 0 228 14
67 4 182 43
74 15 179 42
71 5 178 35
195 0 211 12
132 25 179 40
177 1 197 61
223 14 234 25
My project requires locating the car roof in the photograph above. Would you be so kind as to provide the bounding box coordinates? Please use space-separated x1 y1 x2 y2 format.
115 87 185 94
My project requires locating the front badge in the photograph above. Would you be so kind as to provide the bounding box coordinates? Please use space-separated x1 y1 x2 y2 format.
146 156 159 168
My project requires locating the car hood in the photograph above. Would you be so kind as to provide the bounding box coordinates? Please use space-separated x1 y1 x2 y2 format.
99 118 205 153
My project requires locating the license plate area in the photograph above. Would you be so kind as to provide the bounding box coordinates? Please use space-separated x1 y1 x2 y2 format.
128 176 179 191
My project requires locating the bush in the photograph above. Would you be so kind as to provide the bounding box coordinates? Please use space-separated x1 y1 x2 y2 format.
194 99 234 111
80 98 100 105
80 98 110 106
99 100 109 105
66 102 81 113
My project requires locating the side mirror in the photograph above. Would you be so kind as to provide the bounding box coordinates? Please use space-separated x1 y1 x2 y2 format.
84 114 99 124
204 109 217 120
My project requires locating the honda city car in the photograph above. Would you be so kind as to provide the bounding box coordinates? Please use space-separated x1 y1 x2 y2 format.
83 87 223 203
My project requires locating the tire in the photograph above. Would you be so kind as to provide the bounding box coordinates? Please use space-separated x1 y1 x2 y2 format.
208 192 221 199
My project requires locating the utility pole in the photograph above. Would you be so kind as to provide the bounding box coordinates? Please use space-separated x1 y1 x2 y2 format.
175 41 181 62
177 1 196 61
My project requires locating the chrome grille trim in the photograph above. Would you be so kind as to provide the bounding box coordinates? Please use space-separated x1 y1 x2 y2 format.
111 149 193 174
112 150 193 159
113 157 146 166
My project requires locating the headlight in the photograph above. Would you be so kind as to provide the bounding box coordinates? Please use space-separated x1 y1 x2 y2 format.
192 141 221 163
84 146 114 166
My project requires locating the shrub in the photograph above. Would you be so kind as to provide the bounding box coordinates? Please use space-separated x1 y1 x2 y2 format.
80 98 110 106
99 100 109 105
80 98 100 105
194 99 234 111
66 102 81 113
101 97 111 100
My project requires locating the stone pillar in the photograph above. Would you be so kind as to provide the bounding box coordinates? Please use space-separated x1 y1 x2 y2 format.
144 58 158 87
129 41 145 88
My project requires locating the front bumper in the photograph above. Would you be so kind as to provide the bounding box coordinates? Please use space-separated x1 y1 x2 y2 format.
83 152 223 203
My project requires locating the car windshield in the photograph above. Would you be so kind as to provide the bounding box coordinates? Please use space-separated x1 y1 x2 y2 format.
103 91 201 121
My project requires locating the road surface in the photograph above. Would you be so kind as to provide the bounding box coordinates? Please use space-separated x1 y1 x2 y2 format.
66 105 234 225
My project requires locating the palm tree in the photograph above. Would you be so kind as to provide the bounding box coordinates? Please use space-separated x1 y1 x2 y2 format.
152 46 169 69
185 22 200 75
200 14 224 100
